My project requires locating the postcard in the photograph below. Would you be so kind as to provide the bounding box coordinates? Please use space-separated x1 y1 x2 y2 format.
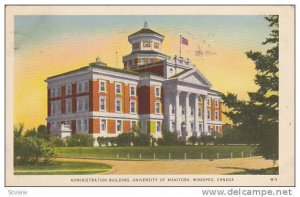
5 5 295 186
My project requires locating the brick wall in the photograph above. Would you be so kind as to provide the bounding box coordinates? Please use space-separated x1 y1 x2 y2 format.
123 120 131 133
89 119 100 134
107 119 116 134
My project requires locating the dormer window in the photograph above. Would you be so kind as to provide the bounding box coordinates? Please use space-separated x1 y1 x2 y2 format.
133 43 139 49
143 41 150 48
154 42 160 49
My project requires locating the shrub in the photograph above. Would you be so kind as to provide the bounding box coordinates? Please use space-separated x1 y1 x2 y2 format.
188 136 198 145
66 133 94 147
50 136 66 147
116 132 134 146
97 137 107 147
133 133 150 146
107 137 117 146
157 130 185 146
14 135 55 165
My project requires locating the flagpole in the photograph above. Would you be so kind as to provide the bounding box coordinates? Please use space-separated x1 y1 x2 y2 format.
179 34 182 58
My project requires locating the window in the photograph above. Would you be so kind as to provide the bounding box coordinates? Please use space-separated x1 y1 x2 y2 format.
198 107 202 117
191 122 194 131
51 101 61 115
101 119 107 132
182 108 185 115
66 83 72 95
155 86 161 97
115 83 122 95
143 41 150 47
156 121 161 132
76 119 88 132
141 58 145 65
171 105 175 114
191 108 194 116
65 99 72 113
51 86 61 98
99 80 106 92
170 68 173 73
215 100 219 108
154 42 160 49
155 102 161 114
207 110 211 120
77 96 89 112
130 85 136 96
207 98 211 106
57 87 61 97
171 121 175 132
77 81 89 93
199 124 203 132
216 126 219 132
141 121 147 132
99 97 106 111
133 43 139 49
115 99 122 112
131 120 137 129
130 101 136 113
116 120 122 132
215 111 219 120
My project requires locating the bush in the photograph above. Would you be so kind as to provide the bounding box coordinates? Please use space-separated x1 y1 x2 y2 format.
157 130 185 146
188 136 198 145
50 136 66 147
66 133 94 147
107 137 117 146
14 135 55 165
198 134 215 145
97 137 107 147
116 132 134 146
133 133 150 146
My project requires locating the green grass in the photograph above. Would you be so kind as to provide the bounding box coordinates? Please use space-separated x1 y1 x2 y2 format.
226 167 279 175
55 145 257 160
14 160 112 175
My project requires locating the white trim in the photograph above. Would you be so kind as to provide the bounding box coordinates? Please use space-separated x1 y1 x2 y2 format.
130 85 137 96
156 120 162 133
115 82 122 95
65 83 72 95
116 119 123 133
155 102 161 114
130 120 137 129
99 96 107 112
76 80 89 94
130 100 137 114
100 118 107 133
115 98 122 113
99 80 106 93
65 98 72 114
155 86 161 97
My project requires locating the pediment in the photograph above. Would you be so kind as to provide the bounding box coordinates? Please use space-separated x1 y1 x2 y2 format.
178 69 212 87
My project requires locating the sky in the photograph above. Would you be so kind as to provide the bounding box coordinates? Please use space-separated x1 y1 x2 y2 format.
14 15 272 129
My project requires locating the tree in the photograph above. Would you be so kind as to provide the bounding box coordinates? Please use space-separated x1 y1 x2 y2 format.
222 15 279 161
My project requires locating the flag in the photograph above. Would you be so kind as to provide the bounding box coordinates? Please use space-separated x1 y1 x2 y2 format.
181 36 189 45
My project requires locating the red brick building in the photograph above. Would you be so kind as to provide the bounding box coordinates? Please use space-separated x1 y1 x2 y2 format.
46 22 223 144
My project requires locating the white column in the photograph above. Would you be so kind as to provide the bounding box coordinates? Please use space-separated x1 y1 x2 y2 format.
194 94 199 135
175 91 181 134
185 92 191 136
203 95 208 133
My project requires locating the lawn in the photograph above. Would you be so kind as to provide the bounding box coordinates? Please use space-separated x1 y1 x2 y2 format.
55 145 257 160
14 160 112 175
